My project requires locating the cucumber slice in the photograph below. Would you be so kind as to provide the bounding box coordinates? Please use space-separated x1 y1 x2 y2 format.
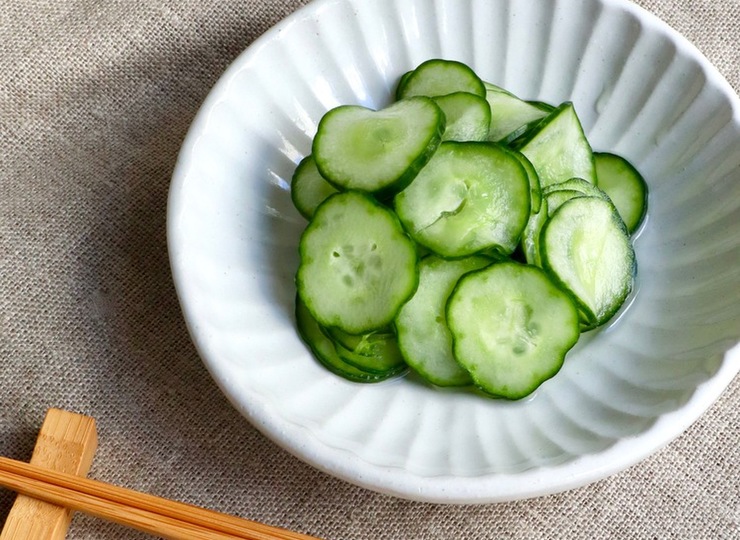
323 325 394 353
447 261 580 399
498 117 546 147
544 177 613 201
527 100 556 113
395 70 413 99
484 83 550 143
482 82 509 94
295 296 398 383
432 92 491 142
395 255 492 387
541 196 636 327
290 155 339 219
594 152 648 234
312 97 445 198
332 334 408 376
322 325 407 374
544 189 588 217
543 177 613 217
319 325 407 375
397 59 486 99
297 191 418 334
394 141 530 258
517 102 596 188
542 177 607 197
510 150 542 214
521 197 548 266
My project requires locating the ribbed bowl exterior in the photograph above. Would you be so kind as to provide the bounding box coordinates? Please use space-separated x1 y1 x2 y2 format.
168 0 740 502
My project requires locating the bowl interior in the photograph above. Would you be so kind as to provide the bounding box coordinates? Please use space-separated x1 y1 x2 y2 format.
168 0 740 502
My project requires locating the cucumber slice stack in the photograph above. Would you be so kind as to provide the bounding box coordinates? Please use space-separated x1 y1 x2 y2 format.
289 59 648 399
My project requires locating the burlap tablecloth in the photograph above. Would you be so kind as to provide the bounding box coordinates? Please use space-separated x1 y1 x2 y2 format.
0 0 738 538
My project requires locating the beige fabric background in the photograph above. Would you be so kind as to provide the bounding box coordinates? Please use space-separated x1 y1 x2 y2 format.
0 0 738 538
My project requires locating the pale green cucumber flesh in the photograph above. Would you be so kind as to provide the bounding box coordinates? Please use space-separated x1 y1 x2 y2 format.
510 150 542 214
394 142 530 258
324 326 395 355
395 70 413 99
331 335 407 375
290 155 339 219
312 97 444 197
542 177 610 199
398 58 486 99
447 262 580 400
395 255 492 387
433 92 491 142
295 296 398 383
322 325 407 375
541 196 636 326
517 102 596 188
484 85 550 143
544 190 587 217
297 191 418 334
594 152 648 234
521 197 548 266
527 100 556 113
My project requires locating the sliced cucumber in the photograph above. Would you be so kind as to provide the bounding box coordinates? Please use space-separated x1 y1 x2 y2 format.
447 261 580 399
290 155 339 219
594 152 648 234
297 191 418 334
312 97 445 198
481 81 509 94
541 196 636 327
542 178 612 206
394 141 530 258
395 255 492 387
521 197 548 266
498 117 547 147
395 70 413 98
322 325 407 375
295 296 398 383
542 177 608 198
542 177 612 217
292 59 646 398
544 189 588 217
323 325 394 353
516 102 596 188
527 100 556 113
510 150 542 214
432 92 491 142
332 334 408 376
484 83 550 143
397 59 486 99
320 324 407 375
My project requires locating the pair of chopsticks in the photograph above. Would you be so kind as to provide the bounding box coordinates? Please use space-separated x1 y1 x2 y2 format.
0 456 320 540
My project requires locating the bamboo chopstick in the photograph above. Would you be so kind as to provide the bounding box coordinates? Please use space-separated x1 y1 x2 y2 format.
1 408 98 540
0 457 321 540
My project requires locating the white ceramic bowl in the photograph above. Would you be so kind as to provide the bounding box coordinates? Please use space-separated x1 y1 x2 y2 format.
167 0 740 503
